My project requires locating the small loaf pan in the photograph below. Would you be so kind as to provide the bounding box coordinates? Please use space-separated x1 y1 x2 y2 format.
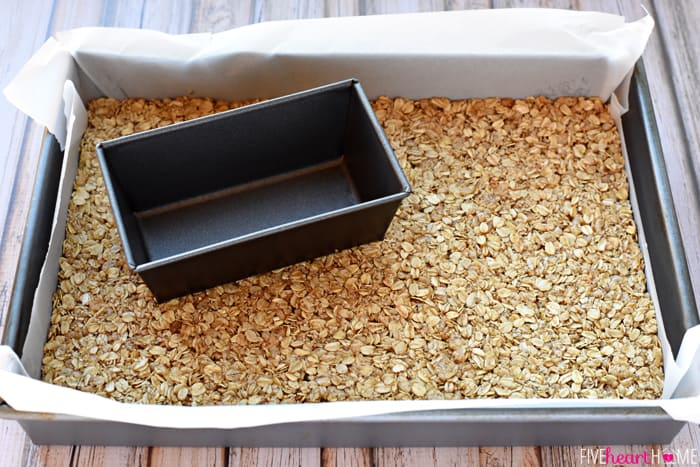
96 79 411 301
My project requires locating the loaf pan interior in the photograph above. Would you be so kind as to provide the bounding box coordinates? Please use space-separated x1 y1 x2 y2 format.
97 80 409 270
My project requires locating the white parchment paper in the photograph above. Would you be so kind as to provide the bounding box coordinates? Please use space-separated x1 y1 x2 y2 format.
5 8 653 150
3 8 700 428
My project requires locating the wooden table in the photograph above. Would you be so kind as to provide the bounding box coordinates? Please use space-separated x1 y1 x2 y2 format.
1 1 699 465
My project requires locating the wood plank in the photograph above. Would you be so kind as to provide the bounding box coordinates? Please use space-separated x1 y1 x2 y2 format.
141 0 195 33
253 0 325 22
149 447 226 467
375 447 478 466
437 448 480 466
0 420 33 466
99 0 147 28
142 0 259 35
0 0 53 240
493 0 575 7
361 0 490 15
0 0 55 336
189 0 255 33
321 448 372 467
652 0 700 183
229 447 322 467
49 0 103 30
69 446 149 466
32 444 73 467
386 447 480 466
478 447 511 467
652 0 700 313
446 0 491 9
190 0 255 30
512 446 542 466
323 0 360 16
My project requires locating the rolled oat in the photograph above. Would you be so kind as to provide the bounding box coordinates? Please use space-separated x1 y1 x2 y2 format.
41 94 664 405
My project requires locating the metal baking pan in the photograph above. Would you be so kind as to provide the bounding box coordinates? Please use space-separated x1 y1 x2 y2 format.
0 62 696 446
97 79 410 301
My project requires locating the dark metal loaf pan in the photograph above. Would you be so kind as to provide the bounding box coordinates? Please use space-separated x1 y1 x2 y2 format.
96 79 411 302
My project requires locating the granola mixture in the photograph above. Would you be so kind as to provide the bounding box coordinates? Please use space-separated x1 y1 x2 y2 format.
42 95 664 404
